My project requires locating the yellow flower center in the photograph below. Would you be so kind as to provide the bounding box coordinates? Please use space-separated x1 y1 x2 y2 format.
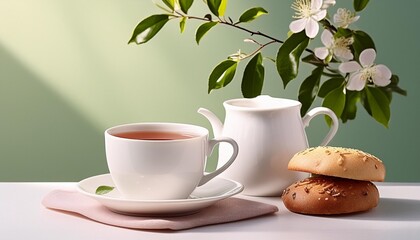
335 8 358 28
292 0 312 19
361 67 376 82
334 37 353 49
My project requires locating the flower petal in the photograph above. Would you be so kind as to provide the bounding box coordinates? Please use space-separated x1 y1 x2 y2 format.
322 0 336 9
372 64 392 86
289 18 307 33
346 72 366 91
359 48 376 67
315 47 329 60
320 29 333 47
312 9 327 21
335 49 353 61
350 15 360 24
305 18 319 38
311 0 323 10
340 51 354 61
339 61 361 73
333 8 344 23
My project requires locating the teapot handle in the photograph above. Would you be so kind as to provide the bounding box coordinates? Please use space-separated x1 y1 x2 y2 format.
302 107 339 146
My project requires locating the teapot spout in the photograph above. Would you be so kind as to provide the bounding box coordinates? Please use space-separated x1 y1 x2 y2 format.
197 108 223 137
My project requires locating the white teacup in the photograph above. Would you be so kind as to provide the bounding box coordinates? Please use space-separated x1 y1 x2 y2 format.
104 122 239 200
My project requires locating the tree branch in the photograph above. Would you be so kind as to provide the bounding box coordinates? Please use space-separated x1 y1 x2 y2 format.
172 12 315 55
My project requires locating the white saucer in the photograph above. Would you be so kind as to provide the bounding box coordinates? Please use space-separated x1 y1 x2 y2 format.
77 174 243 217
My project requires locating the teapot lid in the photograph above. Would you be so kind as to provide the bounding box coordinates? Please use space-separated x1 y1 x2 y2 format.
224 95 301 111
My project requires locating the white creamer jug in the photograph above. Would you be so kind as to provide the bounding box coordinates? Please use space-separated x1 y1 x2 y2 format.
198 95 338 196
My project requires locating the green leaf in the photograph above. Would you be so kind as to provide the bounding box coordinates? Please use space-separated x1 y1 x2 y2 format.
301 54 327 67
276 31 310 88
377 84 393 102
322 85 346 125
179 0 194 14
384 74 407 96
341 90 360 123
208 60 237 93
241 52 265 98
365 86 390 128
360 89 371 115
195 21 218 44
207 0 228 16
162 0 175 10
238 7 268 23
352 30 375 60
354 0 369 12
218 0 228 16
95 185 115 195
318 77 345 98
335 28 352 38
128 14 170 44
298 67 323 115
180 17 187 33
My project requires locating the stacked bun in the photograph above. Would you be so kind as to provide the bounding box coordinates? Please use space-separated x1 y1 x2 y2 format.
281 146 385 215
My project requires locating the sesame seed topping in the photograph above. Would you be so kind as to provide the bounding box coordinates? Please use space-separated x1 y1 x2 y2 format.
282 188 290 197
337 157 344 166
332 192 341 197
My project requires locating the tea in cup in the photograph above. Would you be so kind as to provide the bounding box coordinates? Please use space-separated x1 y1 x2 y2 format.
104 122 239 200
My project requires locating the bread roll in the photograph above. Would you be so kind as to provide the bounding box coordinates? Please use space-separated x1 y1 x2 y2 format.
288 146 385 182
282 176 379 215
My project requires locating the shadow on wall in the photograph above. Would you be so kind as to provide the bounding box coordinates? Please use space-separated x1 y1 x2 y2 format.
0 44 108 181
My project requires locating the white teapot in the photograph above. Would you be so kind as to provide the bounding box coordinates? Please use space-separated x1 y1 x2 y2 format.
198 95 339 196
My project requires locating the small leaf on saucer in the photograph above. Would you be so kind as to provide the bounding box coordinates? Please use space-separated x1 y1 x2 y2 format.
95 185 115 195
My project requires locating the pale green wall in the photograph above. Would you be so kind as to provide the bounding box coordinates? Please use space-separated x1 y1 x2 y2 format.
0 0 418 182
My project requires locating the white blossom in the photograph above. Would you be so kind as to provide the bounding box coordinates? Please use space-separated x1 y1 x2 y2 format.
321 0 336 9
333 8 360 28
228 49 247 61
339 48 392 91
289 0 327 38
314 30 354 61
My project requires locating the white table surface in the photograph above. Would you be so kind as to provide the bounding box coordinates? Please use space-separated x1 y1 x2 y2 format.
1 182 420 240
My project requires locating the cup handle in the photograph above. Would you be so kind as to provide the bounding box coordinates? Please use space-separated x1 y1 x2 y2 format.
197 137 239 186
302 107 339 146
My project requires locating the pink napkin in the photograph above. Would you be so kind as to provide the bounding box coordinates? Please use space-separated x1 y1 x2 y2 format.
42 190 278 230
